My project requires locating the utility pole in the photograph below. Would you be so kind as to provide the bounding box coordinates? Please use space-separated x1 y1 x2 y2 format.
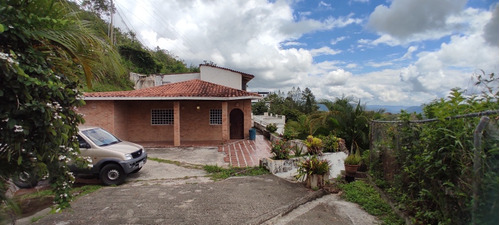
108 0 114 45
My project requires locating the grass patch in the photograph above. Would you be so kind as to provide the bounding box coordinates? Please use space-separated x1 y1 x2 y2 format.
16 185 102 202
203 165 269 180
8 184 102 221
72 185 102 198
149 157 203 170
16 190 53 201
338 180 403 225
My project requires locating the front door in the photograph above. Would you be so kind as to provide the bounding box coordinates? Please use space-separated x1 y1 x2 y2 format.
230 109 244 139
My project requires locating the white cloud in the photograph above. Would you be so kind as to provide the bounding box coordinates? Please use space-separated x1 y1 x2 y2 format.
400 46 418 60
330 36 347 45
483 4 499 46
368 0 468 42
319 1 331 8
367 61 393 68
346 63 357 69
113 0 498 107
310 47 342 56
324 13 363 29
396 31 499 99
282 41 306 47
324 69 352 86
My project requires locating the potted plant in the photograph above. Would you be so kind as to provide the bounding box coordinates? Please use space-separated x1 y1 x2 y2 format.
295 155 330 189
344 153 361 177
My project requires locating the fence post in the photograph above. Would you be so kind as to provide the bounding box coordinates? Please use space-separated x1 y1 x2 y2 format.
472 116 490 225
369 121 374 165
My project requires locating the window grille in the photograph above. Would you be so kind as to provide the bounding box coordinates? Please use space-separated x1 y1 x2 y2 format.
151 109 174 125
209 109 222 125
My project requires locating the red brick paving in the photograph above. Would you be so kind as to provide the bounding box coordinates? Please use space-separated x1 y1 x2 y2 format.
139 134 272 168
219 134 272 167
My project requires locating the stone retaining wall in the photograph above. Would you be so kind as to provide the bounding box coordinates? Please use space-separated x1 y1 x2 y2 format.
260 152 348 179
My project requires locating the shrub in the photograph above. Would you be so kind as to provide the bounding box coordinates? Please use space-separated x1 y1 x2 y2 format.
270 139 290 160
295 155 330 180
304 135 323 155
292 144 304 157
266 123 278 133
283 127 298 140
359 150 370 172
321 135 340 152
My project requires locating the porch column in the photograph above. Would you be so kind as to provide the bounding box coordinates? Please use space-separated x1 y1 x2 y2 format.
222 101 229 141
174 101 181 146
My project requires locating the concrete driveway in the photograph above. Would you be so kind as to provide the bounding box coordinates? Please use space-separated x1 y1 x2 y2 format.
126 147 225 183
16 146 379 225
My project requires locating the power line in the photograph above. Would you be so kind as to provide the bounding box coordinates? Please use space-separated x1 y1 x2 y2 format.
114 0 199 58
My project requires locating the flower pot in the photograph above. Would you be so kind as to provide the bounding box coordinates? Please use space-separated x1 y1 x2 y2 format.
344 164 359 177
305 173 329 189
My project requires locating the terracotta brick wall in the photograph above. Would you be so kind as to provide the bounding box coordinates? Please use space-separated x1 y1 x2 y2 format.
78 100 115 134
180 101 223 141
123 101 174 142
79 99 253 144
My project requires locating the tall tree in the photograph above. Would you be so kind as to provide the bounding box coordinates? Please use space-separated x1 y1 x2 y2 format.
301 87 318 114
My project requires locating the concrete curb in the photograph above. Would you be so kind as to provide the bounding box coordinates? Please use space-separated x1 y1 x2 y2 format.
15 207 52 225
247 189 329 224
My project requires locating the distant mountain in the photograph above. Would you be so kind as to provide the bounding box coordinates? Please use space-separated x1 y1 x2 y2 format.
404 106 424 114
366 105 423 114
318 104 423 114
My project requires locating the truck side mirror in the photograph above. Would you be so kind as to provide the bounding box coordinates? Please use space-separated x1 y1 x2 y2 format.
79 142 91 149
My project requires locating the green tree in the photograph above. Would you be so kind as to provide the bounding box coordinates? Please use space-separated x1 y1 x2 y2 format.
301 87 318 114
252 99 268 115
118 44 162 74
0 0 123 219
80 0 115 17
317 97 369 153
283 115 314 140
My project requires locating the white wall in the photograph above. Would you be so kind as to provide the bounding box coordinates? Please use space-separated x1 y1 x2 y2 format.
160 73 200 85
200 65 242 90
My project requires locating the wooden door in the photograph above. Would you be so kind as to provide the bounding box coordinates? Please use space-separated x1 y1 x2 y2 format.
230 109 244 139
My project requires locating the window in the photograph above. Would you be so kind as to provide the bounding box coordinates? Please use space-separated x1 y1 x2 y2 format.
209 109 222 125
151 109 174 125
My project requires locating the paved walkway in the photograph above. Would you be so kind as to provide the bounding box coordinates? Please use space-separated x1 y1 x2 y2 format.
139 133 272 168
219 134 272 167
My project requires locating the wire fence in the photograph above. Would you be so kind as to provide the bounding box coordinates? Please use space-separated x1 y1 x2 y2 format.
368 111 498 224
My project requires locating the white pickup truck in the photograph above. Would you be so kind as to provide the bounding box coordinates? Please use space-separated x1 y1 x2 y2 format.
13 126 147 187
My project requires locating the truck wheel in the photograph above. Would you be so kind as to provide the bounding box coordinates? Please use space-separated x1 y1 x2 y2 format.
100 164 125 186
12 171 39 189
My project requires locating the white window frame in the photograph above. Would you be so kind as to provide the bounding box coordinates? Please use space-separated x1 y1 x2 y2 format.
151 109 174 125
209 109 222 125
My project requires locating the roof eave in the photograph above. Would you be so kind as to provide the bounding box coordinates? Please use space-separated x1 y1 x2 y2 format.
83 96 262 101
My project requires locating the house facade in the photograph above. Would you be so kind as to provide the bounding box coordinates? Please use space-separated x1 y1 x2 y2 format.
79 67 260 146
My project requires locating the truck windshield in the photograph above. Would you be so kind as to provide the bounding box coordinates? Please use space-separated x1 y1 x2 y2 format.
82 128 121 147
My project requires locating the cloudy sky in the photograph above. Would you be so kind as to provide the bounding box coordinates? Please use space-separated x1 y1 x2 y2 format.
112 0 499 106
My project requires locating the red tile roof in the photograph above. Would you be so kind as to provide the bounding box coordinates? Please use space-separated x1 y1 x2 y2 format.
84 79 261 100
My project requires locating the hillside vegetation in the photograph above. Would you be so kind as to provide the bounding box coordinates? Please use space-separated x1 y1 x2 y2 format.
70 1 199 92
